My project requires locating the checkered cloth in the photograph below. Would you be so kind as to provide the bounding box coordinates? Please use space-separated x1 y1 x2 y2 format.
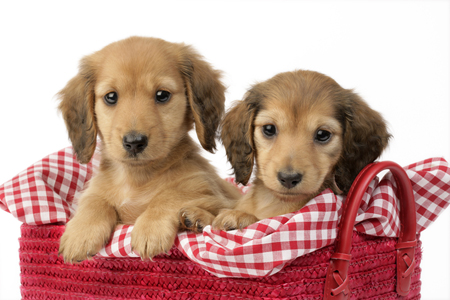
1 147 449 277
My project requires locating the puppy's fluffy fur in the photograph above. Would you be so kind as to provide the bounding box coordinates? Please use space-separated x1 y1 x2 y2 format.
58 37 241 262
213 70 390 230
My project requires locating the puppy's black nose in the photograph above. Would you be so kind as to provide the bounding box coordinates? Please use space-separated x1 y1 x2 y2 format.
277 172 302 189
123 133 148 155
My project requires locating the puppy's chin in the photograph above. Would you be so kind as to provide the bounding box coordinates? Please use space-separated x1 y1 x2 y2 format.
260 179 317 203
273 191 312 203
121 158 153 167
104 145 170 168
105 151 153 167
120 153 165 166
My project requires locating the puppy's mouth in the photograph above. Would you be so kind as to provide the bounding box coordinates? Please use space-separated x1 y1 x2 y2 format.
269 188 311 202
123 160 151 166
121 156 153 166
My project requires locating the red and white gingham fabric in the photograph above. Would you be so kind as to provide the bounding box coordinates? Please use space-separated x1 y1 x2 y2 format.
0 147 100 224
1 147 449 278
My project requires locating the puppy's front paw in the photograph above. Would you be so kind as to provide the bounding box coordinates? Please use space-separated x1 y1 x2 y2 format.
212 209 259 231
179 206 215 233
131 217 177 260
59 220 111 263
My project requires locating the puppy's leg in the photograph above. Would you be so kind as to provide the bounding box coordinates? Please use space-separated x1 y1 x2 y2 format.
59 192 117 263
132 192 229 259
179 206 215 233
131 191 183 260
212 209 259 231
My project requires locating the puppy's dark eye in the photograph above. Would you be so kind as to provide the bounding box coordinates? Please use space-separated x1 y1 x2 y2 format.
155 90 171 103
262 124 277 138
104 92 118 106
315 130 332 143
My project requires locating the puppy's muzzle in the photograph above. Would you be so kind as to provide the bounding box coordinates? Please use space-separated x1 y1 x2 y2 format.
123 133 148 155
277 172 302 189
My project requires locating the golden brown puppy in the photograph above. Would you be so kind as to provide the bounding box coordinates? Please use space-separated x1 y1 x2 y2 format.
213 70 390 230
58 36 241 262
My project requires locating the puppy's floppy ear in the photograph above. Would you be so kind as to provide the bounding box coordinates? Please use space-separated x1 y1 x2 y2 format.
221 90 261 185
58 56 97 164
334 91 391 193
178 46 226 153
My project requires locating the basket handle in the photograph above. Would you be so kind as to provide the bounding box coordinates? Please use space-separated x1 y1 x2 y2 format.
323 161 417 299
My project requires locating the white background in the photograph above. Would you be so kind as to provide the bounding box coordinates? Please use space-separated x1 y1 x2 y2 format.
0 1 449 299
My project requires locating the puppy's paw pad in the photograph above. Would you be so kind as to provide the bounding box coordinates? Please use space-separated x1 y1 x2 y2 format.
212 209 258 231
179 207 214 233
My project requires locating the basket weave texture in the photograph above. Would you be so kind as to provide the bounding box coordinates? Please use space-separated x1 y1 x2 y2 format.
19 224 421 300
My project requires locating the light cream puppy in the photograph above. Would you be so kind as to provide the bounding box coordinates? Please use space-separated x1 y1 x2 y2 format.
58 37 241 262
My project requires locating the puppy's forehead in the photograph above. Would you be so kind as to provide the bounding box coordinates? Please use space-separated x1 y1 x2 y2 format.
255 71 341 128
95 38 182 88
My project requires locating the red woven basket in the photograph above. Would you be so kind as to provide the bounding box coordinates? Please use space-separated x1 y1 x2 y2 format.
19 161 422 299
